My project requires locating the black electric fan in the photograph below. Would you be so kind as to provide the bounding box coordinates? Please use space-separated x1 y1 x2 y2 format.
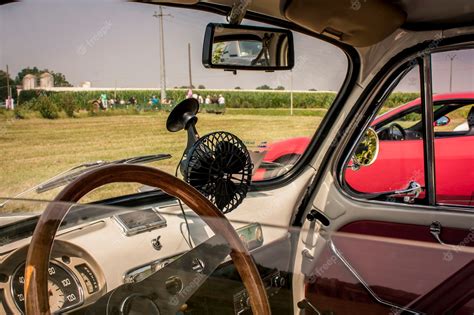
166 98 252 213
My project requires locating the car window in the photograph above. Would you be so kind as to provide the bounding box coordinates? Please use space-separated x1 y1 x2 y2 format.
377 106 423 138
434 104 474 132
432 49 474 207
345 48 474 208
0 2 348 203
344 66 426 203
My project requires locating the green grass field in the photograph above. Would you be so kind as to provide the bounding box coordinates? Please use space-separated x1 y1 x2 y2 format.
0 111 322 203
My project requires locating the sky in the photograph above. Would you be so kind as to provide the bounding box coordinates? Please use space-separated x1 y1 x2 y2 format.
0 0 347 91
0 0 472 93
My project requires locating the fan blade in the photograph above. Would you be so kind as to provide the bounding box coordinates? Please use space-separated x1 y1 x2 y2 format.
187 143 216 186
216 141 247 174
214 179 237 210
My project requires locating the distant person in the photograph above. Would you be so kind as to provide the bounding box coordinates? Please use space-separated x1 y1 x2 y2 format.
100 93 108 110
186 89 193 99
218 94 225 106
205 95 211 105
198 94 204 104
6 98 14 110
211 94 218 104
129 96 137 105
151 95 159 110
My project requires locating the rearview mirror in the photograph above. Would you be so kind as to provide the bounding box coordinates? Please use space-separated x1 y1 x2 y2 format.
202 23 294 71
434 115 450 127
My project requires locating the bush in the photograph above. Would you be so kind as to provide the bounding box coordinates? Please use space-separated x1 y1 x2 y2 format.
18 89 55 105
384 92 420 108
14 89 421 119
14 107 28 119
56 93 79 117
36 95 59 119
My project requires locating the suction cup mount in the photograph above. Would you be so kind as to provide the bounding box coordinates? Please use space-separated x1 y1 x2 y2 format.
166 98 200 152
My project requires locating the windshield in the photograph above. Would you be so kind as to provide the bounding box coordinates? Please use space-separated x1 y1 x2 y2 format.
0 1 348 204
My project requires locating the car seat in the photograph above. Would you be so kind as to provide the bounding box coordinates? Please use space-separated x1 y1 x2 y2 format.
467 106 474 136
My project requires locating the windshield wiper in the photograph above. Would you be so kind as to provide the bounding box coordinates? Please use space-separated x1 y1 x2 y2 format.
0 153 171 208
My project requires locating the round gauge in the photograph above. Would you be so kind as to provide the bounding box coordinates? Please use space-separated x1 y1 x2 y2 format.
11 262 83 314
47 280 65 312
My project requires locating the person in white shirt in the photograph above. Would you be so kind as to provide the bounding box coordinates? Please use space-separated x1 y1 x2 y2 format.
218 94 225 106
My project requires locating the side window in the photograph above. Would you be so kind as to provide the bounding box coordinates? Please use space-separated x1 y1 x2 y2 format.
432 49 474 207
344 66 426 203
344 48 474 208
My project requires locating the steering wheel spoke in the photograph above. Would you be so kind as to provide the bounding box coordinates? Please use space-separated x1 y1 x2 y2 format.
80 234 231 315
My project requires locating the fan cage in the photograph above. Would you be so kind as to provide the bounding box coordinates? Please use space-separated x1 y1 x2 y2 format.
184 131 252 213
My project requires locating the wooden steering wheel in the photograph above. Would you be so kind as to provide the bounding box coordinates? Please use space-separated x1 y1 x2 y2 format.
24 164 270 315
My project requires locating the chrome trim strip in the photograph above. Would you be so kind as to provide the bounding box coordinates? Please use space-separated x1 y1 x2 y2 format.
328 240 423 315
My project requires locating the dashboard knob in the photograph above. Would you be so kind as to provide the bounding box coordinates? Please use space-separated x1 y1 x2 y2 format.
245 296 251 308
271 275 286 288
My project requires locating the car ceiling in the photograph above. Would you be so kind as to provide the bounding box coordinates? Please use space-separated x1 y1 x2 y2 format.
137 0 474 30
395 0 474 29
3 0 474 29
2 1 473 46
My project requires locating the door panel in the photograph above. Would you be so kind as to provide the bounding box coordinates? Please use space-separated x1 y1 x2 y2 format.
299 183 474 315
304 226 474 315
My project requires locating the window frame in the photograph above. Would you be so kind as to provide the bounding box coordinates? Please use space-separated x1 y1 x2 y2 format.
334 38 474 213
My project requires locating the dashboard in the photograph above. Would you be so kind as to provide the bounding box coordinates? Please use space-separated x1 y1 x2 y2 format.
0 172 309 315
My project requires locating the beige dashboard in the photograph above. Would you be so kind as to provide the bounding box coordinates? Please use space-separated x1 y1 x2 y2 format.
0 168 312 314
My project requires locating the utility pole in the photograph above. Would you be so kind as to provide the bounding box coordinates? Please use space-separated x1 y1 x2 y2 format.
188 43 193 89
447 54 456 92
290 70 294 116
6 65 11 109
153 7 170 102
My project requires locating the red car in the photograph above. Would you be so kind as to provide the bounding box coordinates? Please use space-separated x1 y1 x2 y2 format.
256 92 474 206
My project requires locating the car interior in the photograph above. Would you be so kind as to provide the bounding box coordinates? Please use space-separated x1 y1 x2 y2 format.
0 1 473 315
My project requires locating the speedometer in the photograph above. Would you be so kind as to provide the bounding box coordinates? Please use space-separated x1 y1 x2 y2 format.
11 262 83 314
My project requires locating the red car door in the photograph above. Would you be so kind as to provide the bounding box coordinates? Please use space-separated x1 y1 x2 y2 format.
435 135 474 206
345 139 425 195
